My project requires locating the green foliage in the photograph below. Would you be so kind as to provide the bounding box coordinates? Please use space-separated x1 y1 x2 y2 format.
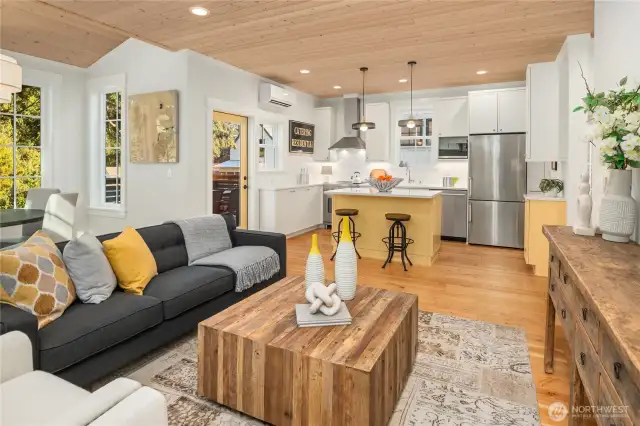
212 120 239 162
0 86 42 208
539 179 564 194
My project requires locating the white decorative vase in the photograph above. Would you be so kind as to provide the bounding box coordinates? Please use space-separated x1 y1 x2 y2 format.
599 169 637 243
334 218 357 300
305 234 325 288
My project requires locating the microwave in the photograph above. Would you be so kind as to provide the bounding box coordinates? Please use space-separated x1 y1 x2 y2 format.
438 136 468 159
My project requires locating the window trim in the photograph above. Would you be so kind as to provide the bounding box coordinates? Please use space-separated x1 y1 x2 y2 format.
87 74 126 215
257 123 280 171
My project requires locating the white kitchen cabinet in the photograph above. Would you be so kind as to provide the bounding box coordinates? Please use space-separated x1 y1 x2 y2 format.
468 91 498 134
435 97 468 137
468 88 526 134
363 102 390 161
498 89 527 133
526 62 562 161
259 185 323 236
313 107 332 161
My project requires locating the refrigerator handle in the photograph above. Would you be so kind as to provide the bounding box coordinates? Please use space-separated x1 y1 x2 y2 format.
468 202 472 223
468 177 472 198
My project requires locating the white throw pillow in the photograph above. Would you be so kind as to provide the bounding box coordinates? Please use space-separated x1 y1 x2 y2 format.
63 233 117 303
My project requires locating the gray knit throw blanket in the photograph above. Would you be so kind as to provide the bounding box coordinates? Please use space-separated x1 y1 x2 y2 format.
171 215 280 292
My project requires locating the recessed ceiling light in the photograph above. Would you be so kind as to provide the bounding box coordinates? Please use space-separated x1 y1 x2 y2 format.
300 69 310 74
333 85 341 89
476 70 488 75
189 6 209 16
399 79 408 83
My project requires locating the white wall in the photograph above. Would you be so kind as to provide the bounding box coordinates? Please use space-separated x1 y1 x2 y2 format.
312 81 525 186
85 39 317 234
592 0 640 241
2 50 89 234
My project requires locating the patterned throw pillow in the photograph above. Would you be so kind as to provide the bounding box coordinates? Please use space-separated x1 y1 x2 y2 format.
0 231 76 328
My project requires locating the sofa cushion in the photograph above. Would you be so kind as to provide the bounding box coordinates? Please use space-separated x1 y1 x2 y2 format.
137 223 189 273
0 371 90 426
39 291 163 372
143 266 234 320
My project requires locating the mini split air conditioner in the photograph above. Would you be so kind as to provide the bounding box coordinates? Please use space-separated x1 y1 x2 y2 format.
259 83 296 108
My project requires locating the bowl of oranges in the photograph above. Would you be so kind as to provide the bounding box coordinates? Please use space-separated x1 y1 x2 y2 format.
367 173 403 192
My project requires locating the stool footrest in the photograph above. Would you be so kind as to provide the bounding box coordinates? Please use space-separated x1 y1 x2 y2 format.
382 236 414 249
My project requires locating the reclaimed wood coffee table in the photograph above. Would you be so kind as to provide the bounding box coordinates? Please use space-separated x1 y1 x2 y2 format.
198 276 418 426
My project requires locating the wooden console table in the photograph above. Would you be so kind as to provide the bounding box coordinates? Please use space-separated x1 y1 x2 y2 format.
544 226 640 426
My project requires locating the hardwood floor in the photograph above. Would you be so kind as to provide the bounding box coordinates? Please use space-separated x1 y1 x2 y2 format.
287 229 572 426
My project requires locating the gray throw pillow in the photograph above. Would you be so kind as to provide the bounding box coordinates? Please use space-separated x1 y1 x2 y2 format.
63 233 117 304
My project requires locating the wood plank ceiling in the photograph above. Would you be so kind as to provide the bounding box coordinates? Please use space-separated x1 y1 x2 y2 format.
1 0 594 97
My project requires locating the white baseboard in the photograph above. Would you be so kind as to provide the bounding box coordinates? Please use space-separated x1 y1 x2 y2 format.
286 224 324 238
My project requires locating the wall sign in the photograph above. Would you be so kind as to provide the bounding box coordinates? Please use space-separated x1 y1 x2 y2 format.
289 120 315 154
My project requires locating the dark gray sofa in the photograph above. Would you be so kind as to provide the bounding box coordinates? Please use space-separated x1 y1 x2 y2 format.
0 215 286 388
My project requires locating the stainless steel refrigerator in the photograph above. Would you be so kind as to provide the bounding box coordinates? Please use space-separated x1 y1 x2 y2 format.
468 134 526 249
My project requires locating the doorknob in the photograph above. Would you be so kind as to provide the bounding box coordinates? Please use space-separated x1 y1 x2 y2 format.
243 185 248 189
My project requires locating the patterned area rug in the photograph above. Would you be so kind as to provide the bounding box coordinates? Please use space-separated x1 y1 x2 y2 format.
95 312 540 426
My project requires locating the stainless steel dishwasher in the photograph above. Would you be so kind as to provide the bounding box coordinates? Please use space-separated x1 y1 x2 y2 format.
429 188 468 241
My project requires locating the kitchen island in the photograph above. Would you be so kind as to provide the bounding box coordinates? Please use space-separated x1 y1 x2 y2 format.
325 188 442 266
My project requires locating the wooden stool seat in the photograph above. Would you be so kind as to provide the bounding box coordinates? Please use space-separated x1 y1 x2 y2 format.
385 213 411 221
336 208 359 216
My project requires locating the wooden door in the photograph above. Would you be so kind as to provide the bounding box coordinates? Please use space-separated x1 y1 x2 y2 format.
468 92 498 134
212 111 248 228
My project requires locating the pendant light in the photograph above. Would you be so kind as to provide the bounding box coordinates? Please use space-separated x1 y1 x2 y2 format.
352 67 375 132
398 61 417 129
0 54 22 104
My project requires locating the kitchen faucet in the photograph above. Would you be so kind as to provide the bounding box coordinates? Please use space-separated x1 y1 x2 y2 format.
406 164 414 184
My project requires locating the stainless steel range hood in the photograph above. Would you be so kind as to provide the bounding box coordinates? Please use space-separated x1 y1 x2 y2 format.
329 97 366 150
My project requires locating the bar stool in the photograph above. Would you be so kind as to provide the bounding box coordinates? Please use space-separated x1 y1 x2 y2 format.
382 213 414 271
331 208 362 261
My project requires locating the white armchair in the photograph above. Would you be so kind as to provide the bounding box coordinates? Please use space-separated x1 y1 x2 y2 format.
0 331 168 426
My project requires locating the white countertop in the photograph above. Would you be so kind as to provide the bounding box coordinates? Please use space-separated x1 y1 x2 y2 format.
397 184 467 191
259 183 324 191
324 188 442 199
524 193 566 202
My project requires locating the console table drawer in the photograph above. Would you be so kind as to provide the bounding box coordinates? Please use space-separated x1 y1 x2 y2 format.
575 323 601 399
600 330 640 424
549 250 560 277
575 286 600 350
599 372 633 426
557 260 575 306
553 283 575 349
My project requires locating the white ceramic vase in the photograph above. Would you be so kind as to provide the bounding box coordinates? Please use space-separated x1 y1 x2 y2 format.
305 234 325 288
335 219 357 300
599 169 638 243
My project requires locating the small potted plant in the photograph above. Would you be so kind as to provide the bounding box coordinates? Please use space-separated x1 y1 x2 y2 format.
539 179 564 197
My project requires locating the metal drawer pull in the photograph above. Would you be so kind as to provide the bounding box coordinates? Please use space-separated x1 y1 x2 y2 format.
582 308 588 321
614 362 622 379
563 273 569 284
550 254 555 262
561 309 566 319
580 352 586 366
551 283 555 291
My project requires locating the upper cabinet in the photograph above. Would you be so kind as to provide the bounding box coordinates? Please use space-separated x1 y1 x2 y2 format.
468 88 526 134
435 97 468 137
312 107 332 161
526 62 564 161
498 90 527 133
364 102 390 162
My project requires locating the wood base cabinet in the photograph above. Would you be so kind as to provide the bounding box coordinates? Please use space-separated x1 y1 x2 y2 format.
543 226 639 426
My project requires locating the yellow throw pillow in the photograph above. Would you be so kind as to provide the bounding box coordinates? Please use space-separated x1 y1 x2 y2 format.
0 231 77 328
103 227 157 295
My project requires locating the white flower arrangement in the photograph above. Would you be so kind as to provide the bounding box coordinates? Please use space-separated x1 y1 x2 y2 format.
575 73 640 169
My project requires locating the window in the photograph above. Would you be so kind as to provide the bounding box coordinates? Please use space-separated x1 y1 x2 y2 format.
0 86 42 208
257 123 278 171
104 92 123 204
397 111 433 166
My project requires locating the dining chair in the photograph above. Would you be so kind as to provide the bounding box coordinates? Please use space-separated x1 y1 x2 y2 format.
21 188 61 237
41 192 79 243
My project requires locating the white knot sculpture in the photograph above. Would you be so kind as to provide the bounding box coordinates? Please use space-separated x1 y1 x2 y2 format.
305 282 342 316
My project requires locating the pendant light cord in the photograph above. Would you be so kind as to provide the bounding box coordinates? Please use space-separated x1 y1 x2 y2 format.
410 63 413 117
362 68 366 121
